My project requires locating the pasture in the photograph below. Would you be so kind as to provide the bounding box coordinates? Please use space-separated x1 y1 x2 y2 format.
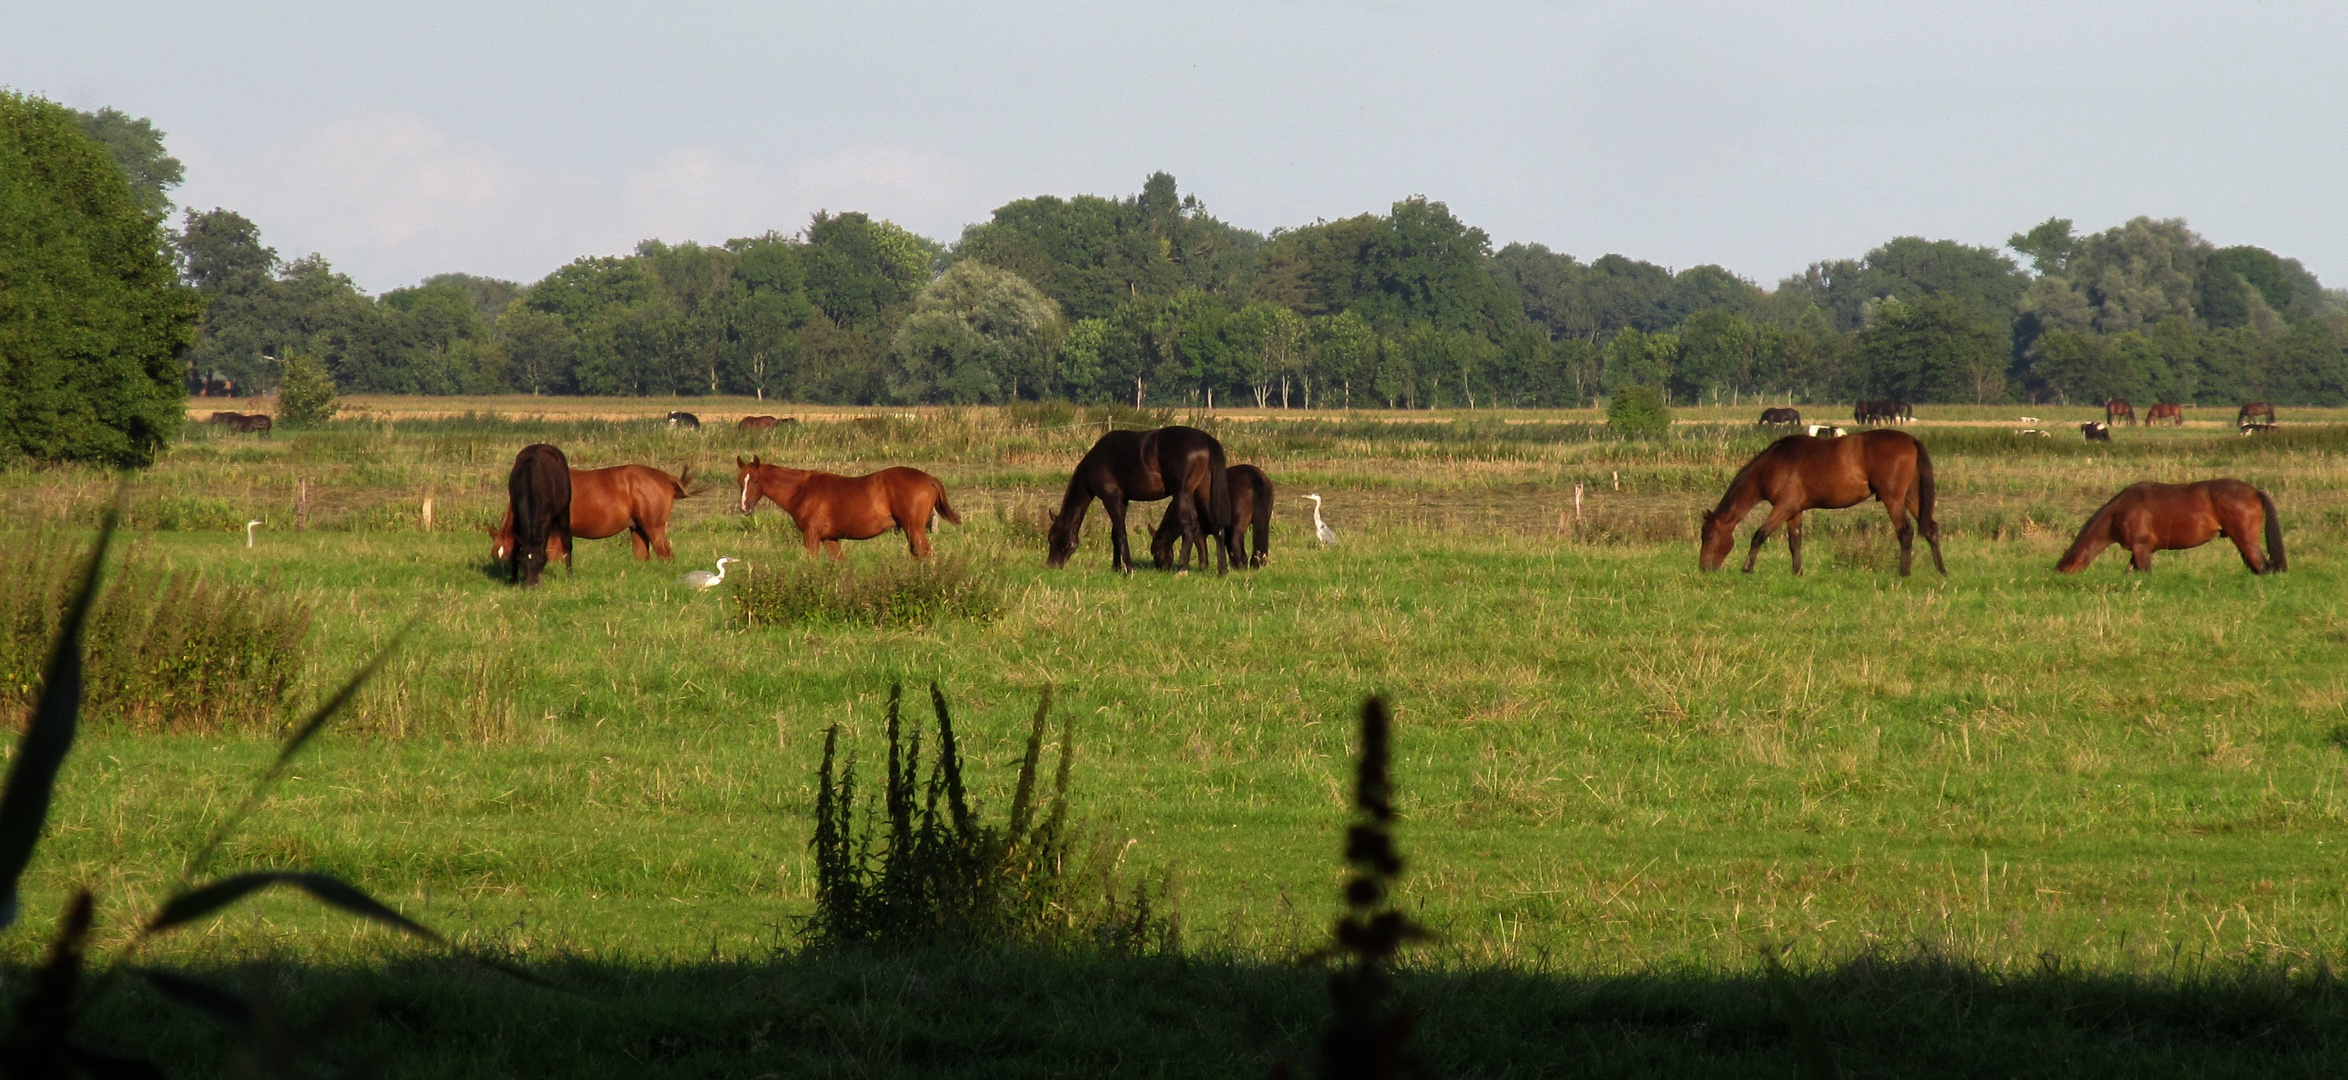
5 398 2348 1076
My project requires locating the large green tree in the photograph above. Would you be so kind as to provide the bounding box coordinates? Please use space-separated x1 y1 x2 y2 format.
71 106 183 219
1855 295 2007 403
0 92 201 467
887 262 1065 404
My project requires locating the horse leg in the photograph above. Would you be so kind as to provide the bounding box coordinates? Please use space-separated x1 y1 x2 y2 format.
1742 504 1797 573
2222 524 2267 574
631 525 651 561
1786 514 1804 575
2129 542 2155 572
1885 502 1917 577
907 513 933 558
649 524 673 561
1105 498 1132 573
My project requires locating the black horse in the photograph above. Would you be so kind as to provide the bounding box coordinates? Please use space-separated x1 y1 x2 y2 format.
1153 463 1273 571
1759 407 1802 426
506 443 573 586
1048 426 1233 575
667 411 700 430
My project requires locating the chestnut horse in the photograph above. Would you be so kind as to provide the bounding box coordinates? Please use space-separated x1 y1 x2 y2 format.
2056 480 2284 575
1047 426 1233 575
740 415 780 430
734 455 960 558
2105 399 2136 426
1700 429 1945 576
1152 463 1273 571
491 465 692 565
2145 402 2184 426
2237 402 2276 429
505 444 572 586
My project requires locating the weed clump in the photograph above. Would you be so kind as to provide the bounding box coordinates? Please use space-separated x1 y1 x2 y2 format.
805 684 1176 953
731 556 1002 629
1607 385 1672 437
0 536 311 733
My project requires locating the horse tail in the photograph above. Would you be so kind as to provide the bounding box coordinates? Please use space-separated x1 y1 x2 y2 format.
932 478 962 526
1207 440 1233 532
2260 488 2286 572
1913 436 1938 532
669 465 692 499
1252 469 1273 567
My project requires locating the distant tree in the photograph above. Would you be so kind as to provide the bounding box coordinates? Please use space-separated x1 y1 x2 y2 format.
1228 302 1308 406
1607 384 1670 437
1350 197 1515 334
70 106 183 218
498 307 576 395
1857 295 2006 403
275 352 339 428
1306 310 1376 408
0 91 201 467
2020 217 2211 336
956 173 1263 320
1674 309 1760 403
1603 328 1677 397
1783 237 2026 333
803 211 938 328
887 262 1065 404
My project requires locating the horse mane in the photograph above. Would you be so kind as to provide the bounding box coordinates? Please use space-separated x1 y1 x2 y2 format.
1047 451 1097 556
1709 443 1775 518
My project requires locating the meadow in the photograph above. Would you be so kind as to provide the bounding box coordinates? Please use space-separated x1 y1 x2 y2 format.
4 397 2347 1076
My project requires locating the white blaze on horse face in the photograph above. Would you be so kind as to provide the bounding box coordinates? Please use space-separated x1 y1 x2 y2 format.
740 475 750 513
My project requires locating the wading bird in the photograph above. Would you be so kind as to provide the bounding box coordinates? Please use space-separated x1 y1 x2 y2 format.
244 520 262 548
1306 494 1338 546
681 557 735 590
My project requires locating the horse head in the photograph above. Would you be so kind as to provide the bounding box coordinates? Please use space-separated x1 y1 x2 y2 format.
734 455 768 513
1697 507 1736 572
1044 509 1079 568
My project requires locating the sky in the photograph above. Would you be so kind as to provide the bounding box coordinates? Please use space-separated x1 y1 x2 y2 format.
7 1 2346 295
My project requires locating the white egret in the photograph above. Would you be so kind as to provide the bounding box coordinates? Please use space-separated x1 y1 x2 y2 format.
244 520 262 548
681 557 736 590
1305 494 1338 546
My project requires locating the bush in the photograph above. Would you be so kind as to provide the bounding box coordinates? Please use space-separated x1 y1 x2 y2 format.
731 555 1002 629
0 91 203 468
275 351 339 429
1607 384 1672 437
806 684 1177 952
0 535 311 733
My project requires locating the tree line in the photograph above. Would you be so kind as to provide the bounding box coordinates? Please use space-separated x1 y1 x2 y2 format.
43 94 2348 416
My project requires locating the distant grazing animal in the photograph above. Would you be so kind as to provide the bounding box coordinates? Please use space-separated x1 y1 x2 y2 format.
739 415 781 430
2018 416 2041 423
2146 402 2184 426
505 444 572 586
1853 400 1890 425
1700 429 1944 576
2242 424 2279 437
2105 399 2136 426
1758 407 1802 426
224 413 272 437
491 464 692 566
735 455 960 558
2237 401 2276 430
1307 494 1339 546
207 411 244 425
1046 427 1233 574
681 557 735 590
2057 480 2283 575
2081 422 2111 441
1806 425 1845 438
1153 463 1273 570
2017 429 2051 438
667 411 700 430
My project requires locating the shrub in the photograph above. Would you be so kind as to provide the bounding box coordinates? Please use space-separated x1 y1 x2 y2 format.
0 535 311 733
1607 384 1672 437
275 351 339 429
731 555 1002 629
805 684 1177 953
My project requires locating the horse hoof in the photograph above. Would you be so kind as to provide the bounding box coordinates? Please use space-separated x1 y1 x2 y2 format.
1175 570 1189 578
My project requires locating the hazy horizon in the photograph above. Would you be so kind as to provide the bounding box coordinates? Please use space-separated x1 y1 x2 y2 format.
10 1 2346 295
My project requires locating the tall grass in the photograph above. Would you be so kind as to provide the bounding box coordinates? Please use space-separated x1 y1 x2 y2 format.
0 535 310 734
731 555 1003 629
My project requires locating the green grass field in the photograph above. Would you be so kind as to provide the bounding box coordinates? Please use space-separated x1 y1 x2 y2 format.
6 399 2348 1076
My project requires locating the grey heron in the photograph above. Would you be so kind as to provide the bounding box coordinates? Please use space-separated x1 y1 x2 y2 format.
681 557 736 590
1305 494 1338 546
244 520 262 548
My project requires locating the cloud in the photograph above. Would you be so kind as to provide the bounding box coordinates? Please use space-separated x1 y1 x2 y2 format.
178 110 975 292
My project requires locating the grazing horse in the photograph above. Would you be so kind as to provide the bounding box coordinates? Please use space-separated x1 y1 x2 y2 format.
505 444 572 586
206 411 243 425
2056 480 2284 575
1758 407 1802 426
223 413 272 437
667 411 700 430
2105 399 2136 426
2081 422 2111 441
735 455 959 558
1699 429 1945 576
1152 463 1274 571
492 465 692 565
2146 402 2184 426
2237 402 2276 430
739 415 780 430
1047 426 1233 575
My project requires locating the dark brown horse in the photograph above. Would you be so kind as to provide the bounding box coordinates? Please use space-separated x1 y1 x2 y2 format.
1152 463 1273 571
2056 480 2283 574
2105 399 2136 426
220 413 272 437
2145 402 2184 426
739 415 780 430
206 411 243 424
2237 402 2276 430
1700 429 1945 576
1759 407 1802 426
735 455 959 558
505 444 572 585
491 465 692 565
1047 427 1233 575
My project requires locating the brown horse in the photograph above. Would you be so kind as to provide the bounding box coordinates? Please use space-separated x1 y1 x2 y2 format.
2105 399 2136 426
2145 402 2184 426
220 413 272 437
1047 426 1233 575
734 455 960 558
206 411 243 424
2237 402 2276 430
1700 429 1945 576
1758 407 1802 426
739 415 780 430
2056 480 2284 574
491 465 692 565
1152 463 1273 571
505 444 572 586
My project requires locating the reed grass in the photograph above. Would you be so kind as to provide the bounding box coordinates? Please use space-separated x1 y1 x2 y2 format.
730 554 1003 629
